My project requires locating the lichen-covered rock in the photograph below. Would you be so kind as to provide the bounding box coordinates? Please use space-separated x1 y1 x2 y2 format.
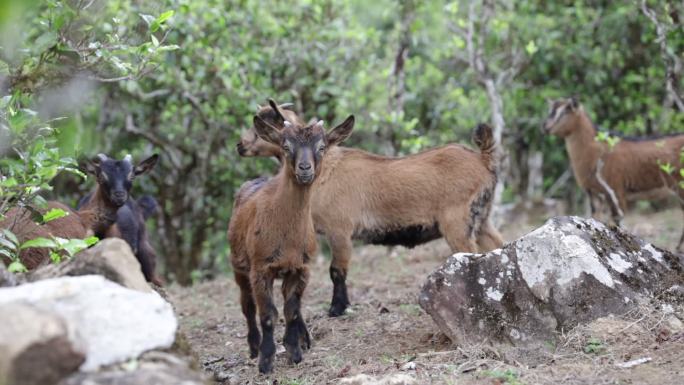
58 351 208 385
0 275 177 371
28 238 151 292
0 263 17 287
419 216 684 347
0 303 84 385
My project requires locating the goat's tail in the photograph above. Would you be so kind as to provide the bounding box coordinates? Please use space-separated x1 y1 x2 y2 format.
472 123 498 174
137 195 158 220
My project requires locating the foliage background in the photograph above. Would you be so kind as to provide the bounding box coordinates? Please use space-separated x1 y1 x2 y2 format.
1 0 682 284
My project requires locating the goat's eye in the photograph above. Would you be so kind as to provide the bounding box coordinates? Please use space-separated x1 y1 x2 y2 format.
317 145 326 154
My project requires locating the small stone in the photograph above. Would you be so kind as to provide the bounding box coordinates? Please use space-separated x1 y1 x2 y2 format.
401 362 416 371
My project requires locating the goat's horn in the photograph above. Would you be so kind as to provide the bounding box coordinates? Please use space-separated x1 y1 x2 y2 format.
256 103 262 111
315 120 325 129
279 102 294 109
123 154 132 163
284 120 292 128
97 153 108 161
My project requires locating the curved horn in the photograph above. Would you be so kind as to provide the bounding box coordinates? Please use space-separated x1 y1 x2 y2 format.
279 102 294 110
96 153 108 161
314 120 325 129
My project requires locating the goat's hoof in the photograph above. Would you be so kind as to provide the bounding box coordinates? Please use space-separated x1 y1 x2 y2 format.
258 355 274 374
286 346 303 364
328 302 348 317
300 327 311 350
249 348 259 359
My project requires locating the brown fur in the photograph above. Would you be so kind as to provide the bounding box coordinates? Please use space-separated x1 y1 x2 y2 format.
0 185 119 270
543 97 684 252
237 103 503 316
229 115 354 373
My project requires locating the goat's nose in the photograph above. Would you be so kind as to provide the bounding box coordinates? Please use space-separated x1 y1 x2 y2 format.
298 163 312 171
113 191 126 199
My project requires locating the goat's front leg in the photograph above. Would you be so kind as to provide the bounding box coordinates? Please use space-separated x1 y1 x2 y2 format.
251 271 277 374
282 266 311 364
327 234 352 317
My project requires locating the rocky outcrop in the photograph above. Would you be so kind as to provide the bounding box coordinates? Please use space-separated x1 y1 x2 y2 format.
419 216 684 347
28 238 151 292
58 351 207 385
0 303 84 385
0 275 177 372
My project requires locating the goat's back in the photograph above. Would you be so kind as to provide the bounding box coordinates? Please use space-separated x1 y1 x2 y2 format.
600 134 684 192
312 144 496 234
0 201 88 269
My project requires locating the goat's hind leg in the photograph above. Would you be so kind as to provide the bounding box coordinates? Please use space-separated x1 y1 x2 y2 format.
439 208 478 253
327 234 352 317
234 271 260 358
282 267 311 364
251 271 277 373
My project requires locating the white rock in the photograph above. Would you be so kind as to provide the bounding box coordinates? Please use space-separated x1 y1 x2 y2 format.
0 275 177 371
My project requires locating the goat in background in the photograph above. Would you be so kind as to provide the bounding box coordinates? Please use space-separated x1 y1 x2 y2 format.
236 100 503 317
543 97 684 252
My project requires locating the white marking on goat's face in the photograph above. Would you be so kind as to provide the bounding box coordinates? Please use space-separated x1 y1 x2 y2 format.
543 99 579 137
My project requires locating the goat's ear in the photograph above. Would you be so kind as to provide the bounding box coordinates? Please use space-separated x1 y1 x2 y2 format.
134 154 159 176
81 155 103 175
569 96 579 110
82 160 99 175
268 98 286 125
326 115 355 146
254 116 282 145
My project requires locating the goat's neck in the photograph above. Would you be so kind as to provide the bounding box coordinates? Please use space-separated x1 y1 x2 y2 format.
77 187 119 234
271 171 313 227
564 113 603 188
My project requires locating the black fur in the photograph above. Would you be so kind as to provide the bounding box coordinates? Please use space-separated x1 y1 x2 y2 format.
467 185 494 238
328 266 349 317
354 223 441 248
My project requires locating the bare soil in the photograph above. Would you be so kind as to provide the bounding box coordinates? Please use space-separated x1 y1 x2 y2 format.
168 209 684 385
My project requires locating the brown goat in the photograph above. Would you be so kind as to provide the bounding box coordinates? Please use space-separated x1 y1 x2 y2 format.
0 169 123 269
236 100 503 317
228 115 354 373
543 97 684 252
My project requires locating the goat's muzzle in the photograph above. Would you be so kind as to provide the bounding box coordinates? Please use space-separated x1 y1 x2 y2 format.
295 172 315 185
112 191 128 206
236 142 247 156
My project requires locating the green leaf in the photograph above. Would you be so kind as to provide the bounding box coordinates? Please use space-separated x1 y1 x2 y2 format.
42 208 68 223
0 237 17 251
60 238 90 256
50 251 62 263
156 10 175 24
20 237 58 250
8 261 28 273
0 248 13 259
151 34 159 47
84 236 99 246
0 177 18 187
1 229 19 245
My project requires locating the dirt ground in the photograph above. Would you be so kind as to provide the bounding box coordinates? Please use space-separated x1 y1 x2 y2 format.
168 208 684 385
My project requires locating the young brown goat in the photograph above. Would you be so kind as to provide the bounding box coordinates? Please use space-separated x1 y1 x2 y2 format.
236 100 503 316
228 115 354 373
543 97 684 252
